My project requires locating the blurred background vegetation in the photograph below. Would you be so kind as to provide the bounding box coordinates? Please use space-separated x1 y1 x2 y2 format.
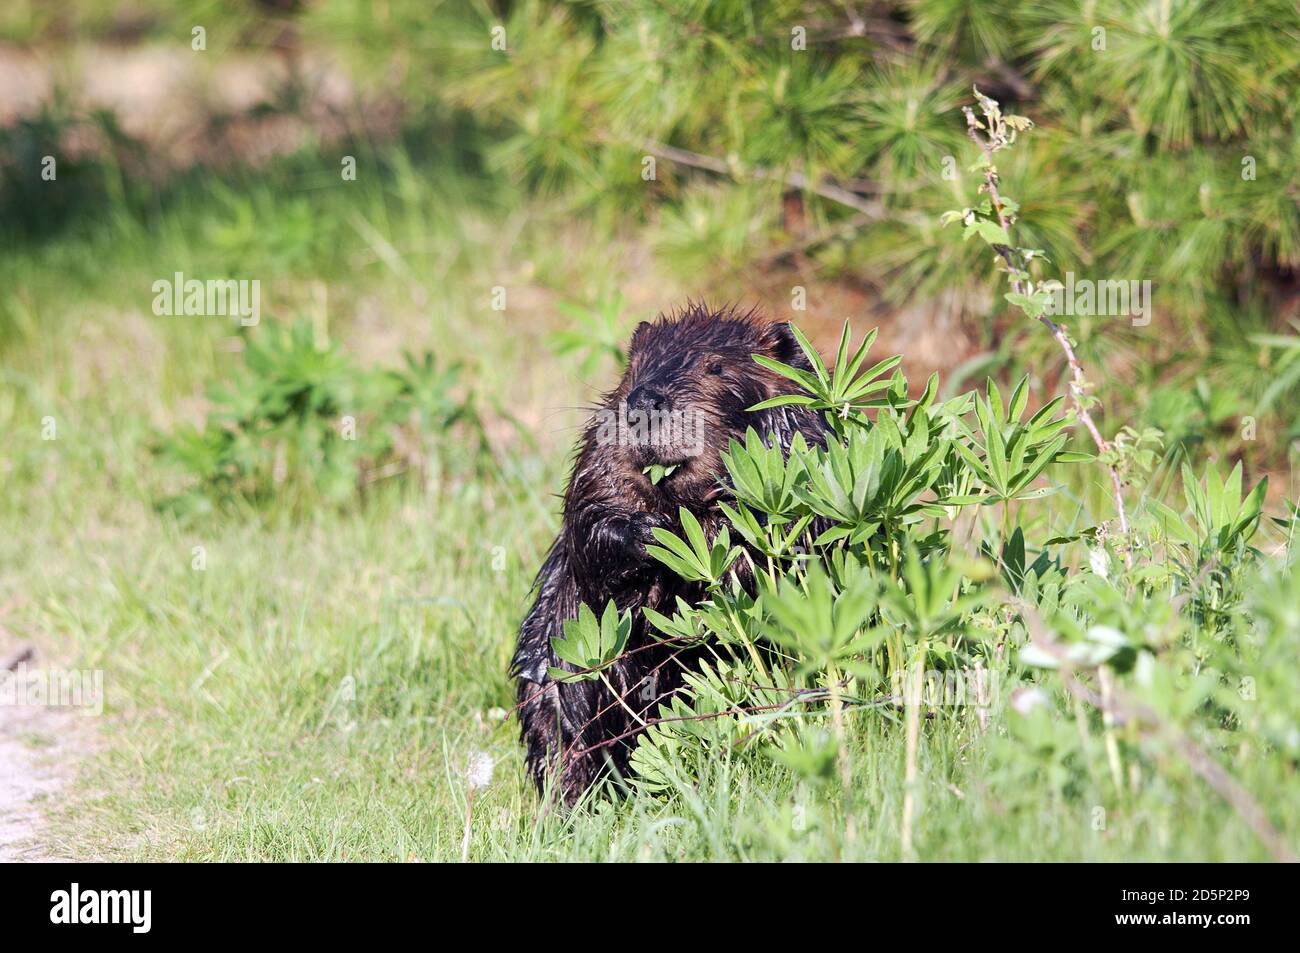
3 0 1298 479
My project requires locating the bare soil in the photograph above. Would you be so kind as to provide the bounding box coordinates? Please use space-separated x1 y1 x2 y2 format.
0 647 95 863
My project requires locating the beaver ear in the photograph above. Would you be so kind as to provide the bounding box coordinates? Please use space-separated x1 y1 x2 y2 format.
766 322 807 368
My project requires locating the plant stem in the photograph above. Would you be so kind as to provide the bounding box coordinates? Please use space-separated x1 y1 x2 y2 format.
727 607 772 683
962 105 1133 570
827 665 858 845
828 666 852 792
599 671 648 728
1098 665 1126 795
900 641 925 861
461 790 475 863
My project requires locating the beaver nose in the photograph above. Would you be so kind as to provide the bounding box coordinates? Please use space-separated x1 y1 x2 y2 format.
627 385 670 413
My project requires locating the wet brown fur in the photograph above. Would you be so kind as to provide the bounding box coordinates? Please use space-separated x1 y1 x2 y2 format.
512 303 828 804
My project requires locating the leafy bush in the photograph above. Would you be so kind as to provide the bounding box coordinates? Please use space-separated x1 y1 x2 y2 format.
547 88 1300 860
155 319 486 515
593 317 1297 858
625 324 1076 777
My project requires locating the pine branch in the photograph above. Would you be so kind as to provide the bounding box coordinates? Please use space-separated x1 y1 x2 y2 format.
639 138 889 219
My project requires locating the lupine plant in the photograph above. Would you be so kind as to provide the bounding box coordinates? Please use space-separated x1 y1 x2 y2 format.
555 90 1299 862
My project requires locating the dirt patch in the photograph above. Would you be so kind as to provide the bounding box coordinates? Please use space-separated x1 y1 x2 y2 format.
0 649 97 863
0 41 397 172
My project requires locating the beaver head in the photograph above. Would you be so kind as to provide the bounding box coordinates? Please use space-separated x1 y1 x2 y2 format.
593 303 818 506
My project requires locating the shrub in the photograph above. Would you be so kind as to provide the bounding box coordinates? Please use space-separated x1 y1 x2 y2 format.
154 319 486 515
599 315 1295 858
550 89 1300 860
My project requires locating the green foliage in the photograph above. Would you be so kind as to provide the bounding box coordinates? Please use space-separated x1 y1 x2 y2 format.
643 463 679 485
361 0 1300 465
628 657 790 796
954 377 1087 505
599 311 1295 859
626 317 1087 774
750 323 902 437
391 0 1283 291
548 292 637 378
647 507 741 587
549 601 633 682
1161 461 1268 557
758 562 884 674
155 319 485 515
6 0 1300 863
1231 567 1300 758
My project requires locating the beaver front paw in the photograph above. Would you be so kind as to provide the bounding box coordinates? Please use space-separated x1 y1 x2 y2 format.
635 511 675 553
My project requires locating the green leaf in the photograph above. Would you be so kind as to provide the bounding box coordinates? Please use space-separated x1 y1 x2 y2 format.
969 219 1012 246
788 323 830 386
549 600 633 681
643 463 678 484
747 394 818 411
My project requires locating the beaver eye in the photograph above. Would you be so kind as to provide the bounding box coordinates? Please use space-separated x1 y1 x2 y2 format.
706 359 724 375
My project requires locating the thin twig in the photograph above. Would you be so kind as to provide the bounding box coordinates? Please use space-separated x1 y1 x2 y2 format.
561 690 890 765
598 670 649 728
961 104 1133 567
640 139 888 219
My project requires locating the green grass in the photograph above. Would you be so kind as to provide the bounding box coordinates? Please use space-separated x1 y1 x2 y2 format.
1 127 1296 863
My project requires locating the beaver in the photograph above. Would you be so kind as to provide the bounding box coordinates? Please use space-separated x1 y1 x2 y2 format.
512 303 830 803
